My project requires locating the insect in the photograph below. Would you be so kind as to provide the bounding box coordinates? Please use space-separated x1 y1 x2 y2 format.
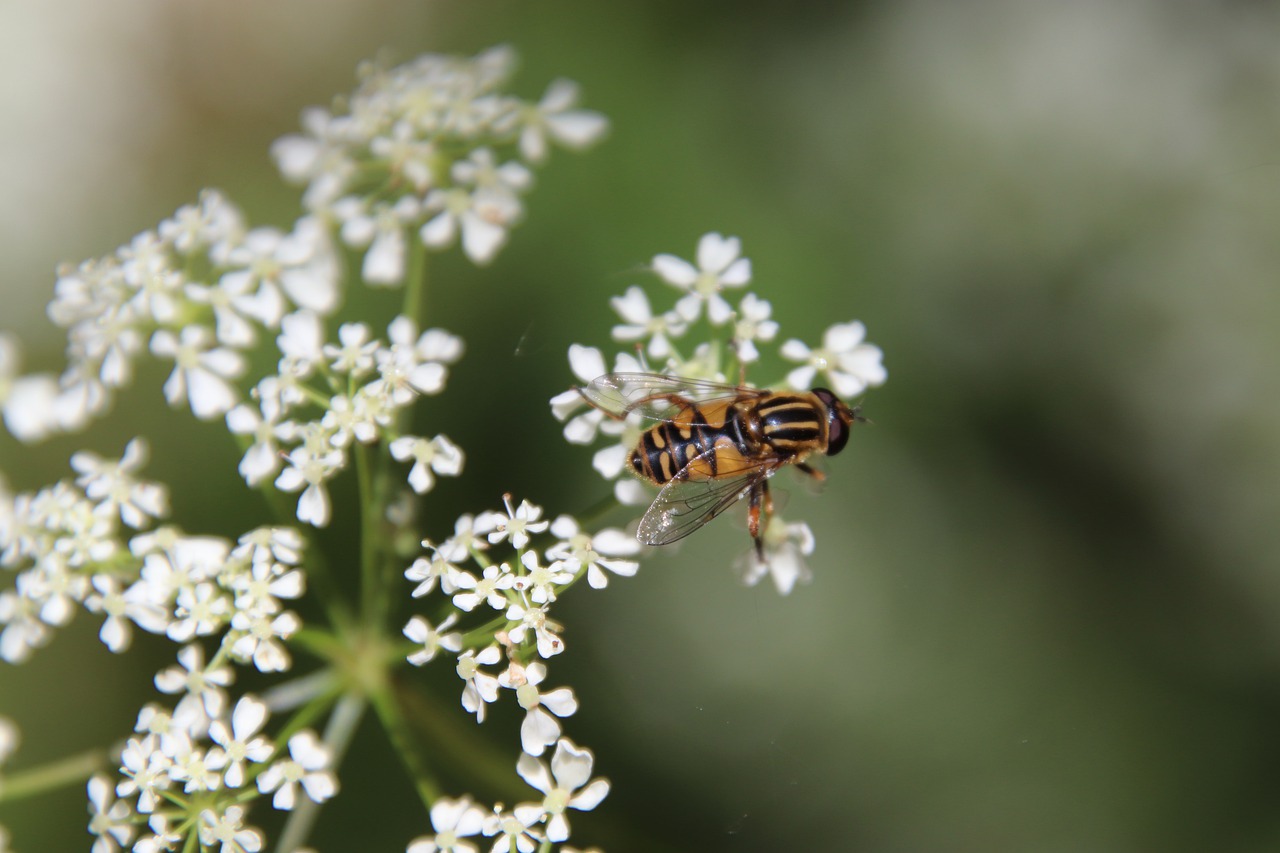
578 373 863 558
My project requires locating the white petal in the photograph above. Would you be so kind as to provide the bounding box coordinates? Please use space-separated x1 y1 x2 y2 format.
516 754 552 794
823 320 866 353
696 233 740 272
779 338 811 361
460 214 508 265
785 365 817 391
363 228 406 285
567 345 605 383
651 253 698 286
569 777 610 811
296 484 330 526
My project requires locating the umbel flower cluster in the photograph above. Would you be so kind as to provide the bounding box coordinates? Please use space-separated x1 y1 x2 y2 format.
550 232 887 595
0 46 630 853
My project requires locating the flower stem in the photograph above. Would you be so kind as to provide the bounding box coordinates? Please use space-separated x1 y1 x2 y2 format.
368 676 442 811
0 747 108 803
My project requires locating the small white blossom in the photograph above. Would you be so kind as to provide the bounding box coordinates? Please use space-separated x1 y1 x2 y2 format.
390 434 465 494
87 774 135 853
737 518 815 595
154 644 233 736
451 564 517 613
149 327 245 419
480 495 549 550
407 796 486 853
420 186 521 266
730 292 779 364
456 645 502 722
514 738 610 843
781 320 887 399
652 232 752 325
610 285 688 358
404 613 463 666
512 549 574 605
257 730 337 810
198 805 263 853
275 444 345 527
208 695 273 788
500 661 579 756
228 608 300 672
546 516 640 589
516 78 609 164
70 438 168 529
115 735 171 814
505 602 565 659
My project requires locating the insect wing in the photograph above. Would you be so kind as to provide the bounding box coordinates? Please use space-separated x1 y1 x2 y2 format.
636 450 784 546
581 373 763 423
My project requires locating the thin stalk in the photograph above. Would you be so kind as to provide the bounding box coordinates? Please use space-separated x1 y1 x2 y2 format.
369 675 442 811
0 747 107 802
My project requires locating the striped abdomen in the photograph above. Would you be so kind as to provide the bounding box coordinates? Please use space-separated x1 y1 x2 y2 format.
754 394 827 451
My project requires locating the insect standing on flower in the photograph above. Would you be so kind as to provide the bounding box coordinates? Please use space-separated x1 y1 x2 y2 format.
577 373 863 558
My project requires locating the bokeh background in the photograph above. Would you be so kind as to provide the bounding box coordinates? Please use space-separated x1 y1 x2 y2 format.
4 1 1280 850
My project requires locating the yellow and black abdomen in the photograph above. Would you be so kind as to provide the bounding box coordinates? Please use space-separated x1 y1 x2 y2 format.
629 400 739 485
754 394 827 452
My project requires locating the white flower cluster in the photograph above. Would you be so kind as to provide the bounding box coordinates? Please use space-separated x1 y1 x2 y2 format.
402 495 632 850
227 312 465 527
550 232 887 594
0 439 305 667
0 192 337 443
273 45 608 273
90 692 337 853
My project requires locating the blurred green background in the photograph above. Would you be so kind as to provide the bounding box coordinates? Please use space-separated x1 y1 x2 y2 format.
4 1 1280 850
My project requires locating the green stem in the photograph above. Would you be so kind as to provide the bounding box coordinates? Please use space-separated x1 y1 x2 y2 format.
368 675 443 811
356 442 379 628
401 232 429 333
0 747 108 803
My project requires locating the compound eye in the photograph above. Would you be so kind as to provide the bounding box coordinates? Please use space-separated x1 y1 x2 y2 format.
826 410 850 455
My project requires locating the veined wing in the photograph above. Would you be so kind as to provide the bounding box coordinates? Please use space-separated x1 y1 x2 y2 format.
580 373 765 423
636 449 786 546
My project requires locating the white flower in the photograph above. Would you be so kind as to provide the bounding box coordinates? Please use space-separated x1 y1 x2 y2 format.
482 807 541 853
276 310 327 376
610 285 688 357
480 495 549 550
0 334 62 443
737 518 815 595
256 730 337 810
514 738 610 843
731 292 779 364
500 661 579 756
390 434 465 494
149 326 245 420
208 695 273 788
87 774 135 853
407 796 486 853
456 645 502 722
404 613 463 666
335 195 423 286
154 643 234 729
374 316 462 404
71 438 168 529
226 400 289 487
116 735 171 814
781 320 887 398
198 805 263 853
652 232 752 324
545 516 641 589
228 608 300 672
275 444 345 527
324 322 379 376
516 78 610 164
218 219 339 317
505 602 565 659
132 813 183 853
420 186 521 266
512 550 574 605
450 564 517 613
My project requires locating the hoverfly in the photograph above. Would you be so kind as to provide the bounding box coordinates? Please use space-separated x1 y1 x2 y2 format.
578 373 863 557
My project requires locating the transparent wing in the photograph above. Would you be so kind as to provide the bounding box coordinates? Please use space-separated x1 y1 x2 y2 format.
580 373 764 423
636 450 785 546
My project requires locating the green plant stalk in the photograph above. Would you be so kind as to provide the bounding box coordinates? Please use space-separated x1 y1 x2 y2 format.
0 747 107 803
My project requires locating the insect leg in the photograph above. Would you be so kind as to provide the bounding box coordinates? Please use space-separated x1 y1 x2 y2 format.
795 462 826 483
748 481 766 560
